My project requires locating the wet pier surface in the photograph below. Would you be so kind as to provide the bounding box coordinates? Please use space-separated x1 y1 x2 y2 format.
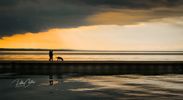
0 61 183 75
0 75 183 100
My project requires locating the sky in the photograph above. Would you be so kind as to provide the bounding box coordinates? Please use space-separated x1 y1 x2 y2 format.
0 0 183 50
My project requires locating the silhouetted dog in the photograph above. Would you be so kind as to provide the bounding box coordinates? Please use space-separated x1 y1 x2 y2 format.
56 56 64 61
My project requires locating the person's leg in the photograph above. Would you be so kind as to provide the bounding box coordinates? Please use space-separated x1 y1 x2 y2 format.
49 55 51 61
51 56 53 61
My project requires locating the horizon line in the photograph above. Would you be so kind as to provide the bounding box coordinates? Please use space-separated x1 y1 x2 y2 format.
0 48 183 52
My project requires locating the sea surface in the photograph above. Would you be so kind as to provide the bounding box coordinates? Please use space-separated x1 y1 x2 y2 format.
0 50 183 61
0 75 183 100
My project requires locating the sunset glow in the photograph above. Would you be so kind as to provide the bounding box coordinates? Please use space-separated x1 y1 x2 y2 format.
1 20 183 50
0 0 183 51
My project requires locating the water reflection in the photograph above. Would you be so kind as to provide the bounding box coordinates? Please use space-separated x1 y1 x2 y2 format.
0 75 183 100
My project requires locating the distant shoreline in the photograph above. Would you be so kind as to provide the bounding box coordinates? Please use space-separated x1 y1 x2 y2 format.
0 48 183 52
1 52 183 55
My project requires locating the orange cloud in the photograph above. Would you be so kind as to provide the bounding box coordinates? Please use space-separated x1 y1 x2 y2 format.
0 29 65 49
86 10 152 25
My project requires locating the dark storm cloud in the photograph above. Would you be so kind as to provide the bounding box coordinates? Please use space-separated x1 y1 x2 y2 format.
0 0 183 37
66 0 183 9
0 0 96 37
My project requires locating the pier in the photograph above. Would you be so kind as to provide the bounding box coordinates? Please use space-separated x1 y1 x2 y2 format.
0 61 183 75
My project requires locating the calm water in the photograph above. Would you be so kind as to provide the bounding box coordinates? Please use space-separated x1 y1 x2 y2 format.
0 50 183 61
0 75 183 100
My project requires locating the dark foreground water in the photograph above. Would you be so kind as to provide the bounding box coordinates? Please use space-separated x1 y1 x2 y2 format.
0 75 183 100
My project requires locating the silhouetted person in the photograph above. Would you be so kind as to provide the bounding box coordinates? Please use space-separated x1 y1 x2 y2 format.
49 50 53 61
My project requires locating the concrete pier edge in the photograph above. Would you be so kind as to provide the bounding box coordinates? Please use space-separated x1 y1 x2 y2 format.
0 61 183 75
